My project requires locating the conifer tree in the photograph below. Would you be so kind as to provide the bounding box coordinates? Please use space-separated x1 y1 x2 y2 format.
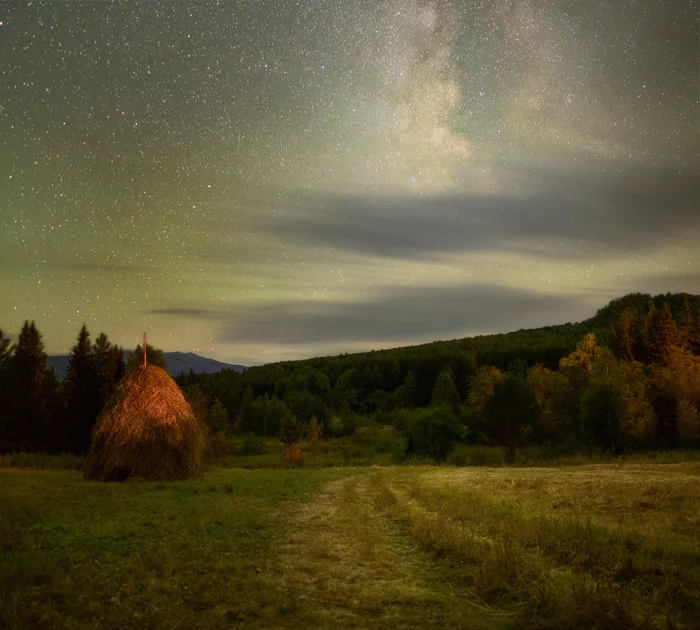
63 325 101 454
399 370 417 408
11 321 49 450
239 386 257 434
616 308 639 362
431 366 462 414
92 334 124 409
0 329 13 451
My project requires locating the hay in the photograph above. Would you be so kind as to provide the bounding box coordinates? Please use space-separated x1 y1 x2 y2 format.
83 365 205 481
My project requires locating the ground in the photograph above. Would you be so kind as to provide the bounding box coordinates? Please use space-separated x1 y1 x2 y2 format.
1 462 699 628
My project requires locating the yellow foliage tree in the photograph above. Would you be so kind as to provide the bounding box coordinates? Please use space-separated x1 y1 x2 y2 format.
467 366 503 411
652 348 700 441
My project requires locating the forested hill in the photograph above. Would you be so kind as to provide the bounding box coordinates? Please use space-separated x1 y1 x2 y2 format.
586 292 699 328
227 292 698 407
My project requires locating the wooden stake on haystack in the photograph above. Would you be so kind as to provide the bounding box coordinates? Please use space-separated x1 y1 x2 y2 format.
143 332 147 367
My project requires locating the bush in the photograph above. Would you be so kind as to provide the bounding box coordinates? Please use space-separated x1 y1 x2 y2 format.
406 406 463 461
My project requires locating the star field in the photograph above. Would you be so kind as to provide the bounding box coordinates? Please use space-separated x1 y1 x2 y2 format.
1 0 698 363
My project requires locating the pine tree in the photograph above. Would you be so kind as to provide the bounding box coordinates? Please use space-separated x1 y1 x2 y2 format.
431 366 462 414
92 334 124 409
239 386 257 434
63 325 101 454
0 329 14 452
399 370 417 407
11 321 49 450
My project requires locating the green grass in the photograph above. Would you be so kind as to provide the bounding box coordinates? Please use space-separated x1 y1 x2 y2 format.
0 467 364 629
2 461 699 628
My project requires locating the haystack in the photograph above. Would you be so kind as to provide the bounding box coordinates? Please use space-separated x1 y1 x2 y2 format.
84 365 205 481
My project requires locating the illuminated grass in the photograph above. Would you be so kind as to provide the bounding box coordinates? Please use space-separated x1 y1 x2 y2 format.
1 462 698 628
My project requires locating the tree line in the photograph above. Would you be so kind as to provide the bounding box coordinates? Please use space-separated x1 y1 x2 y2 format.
0 323 166 454
1 292 698 459
179 293 700 459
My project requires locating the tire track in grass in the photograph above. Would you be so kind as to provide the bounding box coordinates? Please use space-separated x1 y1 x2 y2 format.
264 472 505 629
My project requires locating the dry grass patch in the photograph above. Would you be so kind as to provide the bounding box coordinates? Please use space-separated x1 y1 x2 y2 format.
264 474 508 629
371 464 700 628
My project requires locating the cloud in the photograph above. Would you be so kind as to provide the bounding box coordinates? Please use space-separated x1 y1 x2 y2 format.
150 308 220 319
622 272 700 296
151 284 589 347
260 166 699 260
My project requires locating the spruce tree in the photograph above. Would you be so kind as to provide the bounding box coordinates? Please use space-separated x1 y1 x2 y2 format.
63 325 101 454
0 329 13 452
93 333 124 409
431 366 462 414
399 370 417 407
11 321 49 450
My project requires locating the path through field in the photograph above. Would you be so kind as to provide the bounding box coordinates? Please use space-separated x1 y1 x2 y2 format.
265 464 700 629
2 464 698 628
264 473 497 629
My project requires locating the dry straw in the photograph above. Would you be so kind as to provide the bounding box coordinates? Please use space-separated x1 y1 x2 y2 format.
84 365 205 481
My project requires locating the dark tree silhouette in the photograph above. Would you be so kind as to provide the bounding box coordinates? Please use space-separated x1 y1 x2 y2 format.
63 325 101 453
10 321 50 450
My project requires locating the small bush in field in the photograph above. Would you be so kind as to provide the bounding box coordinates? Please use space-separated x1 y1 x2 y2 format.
282 445 304 466
279 416 303 465
406 406 463 461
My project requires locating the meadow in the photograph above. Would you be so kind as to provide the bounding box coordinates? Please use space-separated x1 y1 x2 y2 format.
1 459 699 629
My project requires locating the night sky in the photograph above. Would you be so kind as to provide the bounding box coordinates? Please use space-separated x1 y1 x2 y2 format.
1 1 698 364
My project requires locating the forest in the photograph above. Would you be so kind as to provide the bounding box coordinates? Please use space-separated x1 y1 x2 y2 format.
1 292 699 461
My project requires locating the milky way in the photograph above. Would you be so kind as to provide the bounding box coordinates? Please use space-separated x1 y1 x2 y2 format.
1 0 698 363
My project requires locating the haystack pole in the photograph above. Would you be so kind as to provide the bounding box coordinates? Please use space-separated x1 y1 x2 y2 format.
143 332 147 366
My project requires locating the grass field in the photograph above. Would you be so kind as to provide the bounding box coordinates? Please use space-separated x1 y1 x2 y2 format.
1 462 699 629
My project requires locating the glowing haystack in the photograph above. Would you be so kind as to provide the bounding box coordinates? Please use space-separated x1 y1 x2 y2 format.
83 365 205 481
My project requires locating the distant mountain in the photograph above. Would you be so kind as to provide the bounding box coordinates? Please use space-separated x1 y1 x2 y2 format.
160 352 245 377
47 352 245 380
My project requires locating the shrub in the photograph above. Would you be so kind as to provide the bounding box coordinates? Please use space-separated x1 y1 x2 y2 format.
406 406 463 461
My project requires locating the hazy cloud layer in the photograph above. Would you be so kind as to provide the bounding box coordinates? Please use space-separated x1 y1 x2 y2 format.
154 284 589 347
261 167 699 261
